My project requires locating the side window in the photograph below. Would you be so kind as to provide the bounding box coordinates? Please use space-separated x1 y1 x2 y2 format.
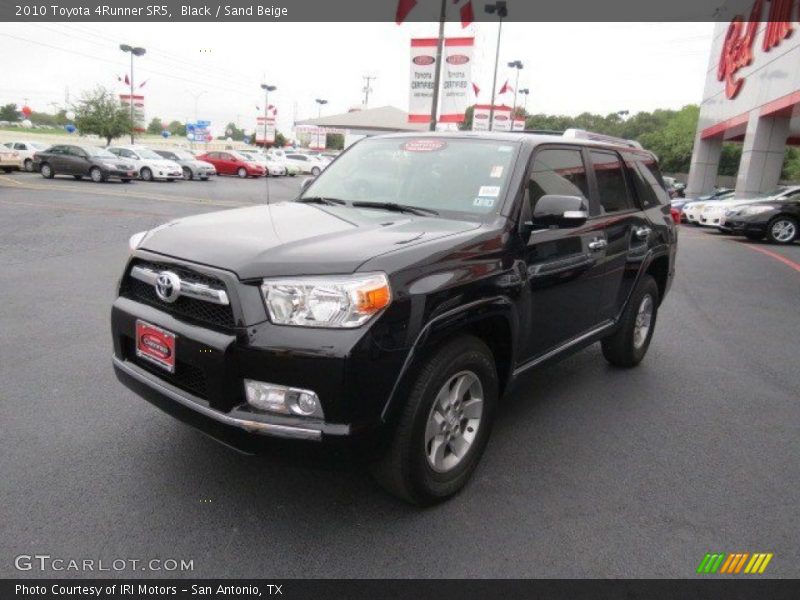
67 146 85 157
220 153 232 160
123 150 138 159
527 148 589 209
635 156 670 207
15 143 26 150
590 150 634 213
108 148 121 156
49 146 64 155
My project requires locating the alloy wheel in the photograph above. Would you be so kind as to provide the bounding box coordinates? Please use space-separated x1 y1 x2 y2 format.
771 219 796 243
633 294 653 349
424 370 484 473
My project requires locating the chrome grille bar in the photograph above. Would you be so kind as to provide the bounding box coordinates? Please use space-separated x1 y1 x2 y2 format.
130 265 230 306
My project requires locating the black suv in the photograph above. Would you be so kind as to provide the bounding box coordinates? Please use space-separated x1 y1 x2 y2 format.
34 144 137 183
112 130 677 504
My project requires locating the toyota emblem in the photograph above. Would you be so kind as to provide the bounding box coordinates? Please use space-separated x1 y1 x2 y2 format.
155 271 181 303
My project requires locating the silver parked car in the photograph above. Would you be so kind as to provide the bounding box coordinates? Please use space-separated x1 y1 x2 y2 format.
154 149 216 181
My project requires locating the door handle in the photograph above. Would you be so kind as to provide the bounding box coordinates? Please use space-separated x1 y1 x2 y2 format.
634 226 652 240
588 238 607 251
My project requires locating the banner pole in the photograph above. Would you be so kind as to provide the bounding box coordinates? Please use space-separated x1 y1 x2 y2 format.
428 0 447 131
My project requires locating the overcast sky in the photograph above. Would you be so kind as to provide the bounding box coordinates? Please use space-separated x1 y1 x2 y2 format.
0 21 715 136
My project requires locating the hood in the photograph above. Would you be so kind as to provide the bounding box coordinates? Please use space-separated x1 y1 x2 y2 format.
192 160 215 169
140 201 481 279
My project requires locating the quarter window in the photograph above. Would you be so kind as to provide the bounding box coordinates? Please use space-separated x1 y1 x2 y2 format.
528 148 589 210
590 151 633 213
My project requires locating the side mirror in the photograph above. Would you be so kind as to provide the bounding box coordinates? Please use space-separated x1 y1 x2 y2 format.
300 177 315 194
533 195 589 228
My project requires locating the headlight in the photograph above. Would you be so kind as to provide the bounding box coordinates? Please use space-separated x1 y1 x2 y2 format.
741 205 775 216
261 272 391 328
128 230 148 251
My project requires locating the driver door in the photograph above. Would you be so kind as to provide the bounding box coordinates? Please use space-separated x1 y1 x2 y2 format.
520 146 608 361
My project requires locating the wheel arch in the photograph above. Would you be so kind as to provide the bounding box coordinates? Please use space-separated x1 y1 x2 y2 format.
645 253 670 304
380 297 517 425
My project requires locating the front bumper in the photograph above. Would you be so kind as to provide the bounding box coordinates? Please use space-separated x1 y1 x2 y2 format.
105 168 138 179
718 216 768 235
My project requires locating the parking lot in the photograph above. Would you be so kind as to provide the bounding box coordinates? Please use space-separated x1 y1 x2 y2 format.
1 170 799 578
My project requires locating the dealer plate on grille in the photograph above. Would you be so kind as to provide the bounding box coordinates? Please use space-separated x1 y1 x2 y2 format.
136 319 177 373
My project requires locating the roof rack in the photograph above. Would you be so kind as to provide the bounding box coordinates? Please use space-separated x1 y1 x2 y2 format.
562 128 643 149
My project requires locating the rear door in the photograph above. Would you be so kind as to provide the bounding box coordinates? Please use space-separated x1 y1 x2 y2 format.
587 149 651 322
46 145 68 172
520 145 609 360
64 146 89 175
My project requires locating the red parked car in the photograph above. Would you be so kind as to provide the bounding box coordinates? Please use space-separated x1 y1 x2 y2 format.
196 151 265 178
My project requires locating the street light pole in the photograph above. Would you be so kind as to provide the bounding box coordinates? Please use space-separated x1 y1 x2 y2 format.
428 0 448 132
315 98 328 118
261 83 276 149
485 2 508 132
508 60 523 116
518 88 530 115
119 44 146 144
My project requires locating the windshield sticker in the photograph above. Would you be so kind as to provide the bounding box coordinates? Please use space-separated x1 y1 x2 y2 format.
473 197 495 208
478 185 500 197
401 139 448 153
490 165 504 178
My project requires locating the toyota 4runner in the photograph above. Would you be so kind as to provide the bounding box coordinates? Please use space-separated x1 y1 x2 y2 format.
112 130 677 504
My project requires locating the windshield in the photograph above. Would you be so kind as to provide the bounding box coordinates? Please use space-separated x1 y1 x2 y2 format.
86 147 115 158
172 150 194 160
136 148 164 160
301 137 518 216
30 142 49 150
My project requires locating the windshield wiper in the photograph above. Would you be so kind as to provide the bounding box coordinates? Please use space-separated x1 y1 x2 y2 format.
297 196 347 206
351 201 439 216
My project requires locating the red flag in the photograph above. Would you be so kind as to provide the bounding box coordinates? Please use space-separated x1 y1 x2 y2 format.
459 0 474 27
124 74 130 86
395 0 417 24
472 82 480 96
498 79 513 94
138 79 148 89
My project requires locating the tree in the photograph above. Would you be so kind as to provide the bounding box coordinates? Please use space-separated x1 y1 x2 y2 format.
73 87 132 145
0 103 20 122
167 120 185 136
274 132 287 147
326 133 344 150
146 118 163 135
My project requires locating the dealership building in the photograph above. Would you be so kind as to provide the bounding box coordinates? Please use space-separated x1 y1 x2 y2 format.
687 6 800 198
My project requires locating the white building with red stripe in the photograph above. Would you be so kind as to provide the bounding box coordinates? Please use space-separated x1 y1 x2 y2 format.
687 2 800 197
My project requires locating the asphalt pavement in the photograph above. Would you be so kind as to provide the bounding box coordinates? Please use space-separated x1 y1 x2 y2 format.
1 171 799 578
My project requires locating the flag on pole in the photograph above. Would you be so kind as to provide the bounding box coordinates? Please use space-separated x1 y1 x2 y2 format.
138 80 148 89
472 82 480 96
395 0 417 24
453 0 474 27
124 74 130 86
498 80 513 94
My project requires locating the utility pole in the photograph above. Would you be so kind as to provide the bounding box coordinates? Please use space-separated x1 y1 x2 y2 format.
428 0 448 132
119 44 146 143
362 75 376 107
261 82 277 148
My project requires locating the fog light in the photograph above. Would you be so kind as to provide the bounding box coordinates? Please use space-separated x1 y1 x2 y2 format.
244 380 323 418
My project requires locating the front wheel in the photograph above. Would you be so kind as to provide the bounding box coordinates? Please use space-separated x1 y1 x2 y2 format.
89 167 105 183
24 158 33 172
766 216 798 244
371 335 497 505
40 163 54 179
140 167 153 182
237 167 247 178
311 166 321 177
602 274 659 368
182 167 193 181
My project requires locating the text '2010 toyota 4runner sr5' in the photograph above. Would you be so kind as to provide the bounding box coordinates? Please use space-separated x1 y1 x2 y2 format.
112 130 677 505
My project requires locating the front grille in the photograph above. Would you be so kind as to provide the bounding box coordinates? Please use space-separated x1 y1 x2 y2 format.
123 338 209 399
121 260 236 329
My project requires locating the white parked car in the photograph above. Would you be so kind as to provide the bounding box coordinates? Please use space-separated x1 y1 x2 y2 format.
106 145 183 181
284 152 326 176
238 150 285 176
3 140 50 171
683 192 735 224
705 186 800 230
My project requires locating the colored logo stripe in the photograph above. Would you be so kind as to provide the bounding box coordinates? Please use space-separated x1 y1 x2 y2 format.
697 552 773 574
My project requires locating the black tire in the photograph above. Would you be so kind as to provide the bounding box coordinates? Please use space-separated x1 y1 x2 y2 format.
370 335 498 505
40 163 54 179
311 166 321 177
744 232 764 241
765 215 798 245
602 274 660 368
182 167 193 181
140 167 153 182
24 158 33 172
237 167 247 178
89 167 105 183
